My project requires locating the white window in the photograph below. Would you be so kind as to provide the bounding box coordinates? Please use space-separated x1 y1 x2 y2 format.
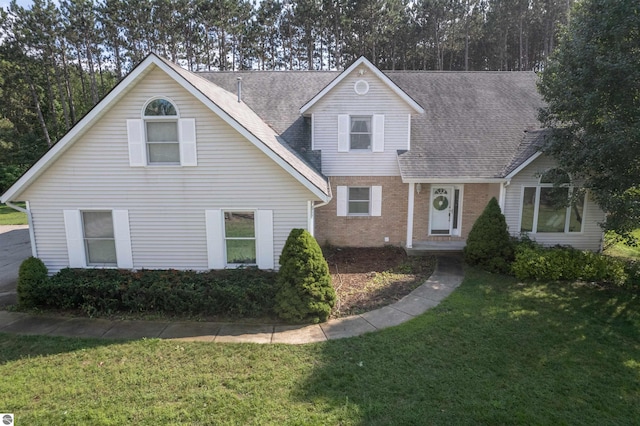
82 211 117 266
350 117 371 150
205 210 274 270
338 114 384 152
224 211 256 265
127 98 197 167
144 99 180 165
520 169 585 233
64 209 133 268
337 186 382 217
348 187 371 215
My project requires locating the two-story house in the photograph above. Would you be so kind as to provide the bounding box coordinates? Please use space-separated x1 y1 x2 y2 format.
1 54 605 273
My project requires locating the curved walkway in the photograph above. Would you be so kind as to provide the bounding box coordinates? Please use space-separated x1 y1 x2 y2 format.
0 256 464 345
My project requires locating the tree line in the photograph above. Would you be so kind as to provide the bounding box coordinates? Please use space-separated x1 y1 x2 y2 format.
0 0 573 192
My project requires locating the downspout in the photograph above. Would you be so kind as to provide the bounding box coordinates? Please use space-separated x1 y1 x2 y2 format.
309 178 333 236
499 180 510 211
6 201 38 258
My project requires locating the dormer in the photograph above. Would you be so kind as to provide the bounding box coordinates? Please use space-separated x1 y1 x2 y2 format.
300 57 424 177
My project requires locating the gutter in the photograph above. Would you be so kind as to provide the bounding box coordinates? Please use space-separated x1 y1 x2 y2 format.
5 201 38 258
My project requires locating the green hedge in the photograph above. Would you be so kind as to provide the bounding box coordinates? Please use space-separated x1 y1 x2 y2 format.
27 268 277 317
511 242 640 287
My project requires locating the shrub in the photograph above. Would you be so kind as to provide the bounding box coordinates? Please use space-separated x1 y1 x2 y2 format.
463 197 514 273
17 257 48 308
40 268 277 317
512 243 628 286
275 229 336 323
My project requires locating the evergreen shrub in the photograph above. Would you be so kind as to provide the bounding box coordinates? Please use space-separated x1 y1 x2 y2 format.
17 257 48 308
275 228 336 323
463 197 514 273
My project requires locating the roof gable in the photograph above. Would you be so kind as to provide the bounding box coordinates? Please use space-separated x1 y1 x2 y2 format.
2 54 330 203
299 57 424 115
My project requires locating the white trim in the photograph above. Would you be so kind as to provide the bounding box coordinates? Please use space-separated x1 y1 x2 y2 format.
407 114 411 151
63 210 86 268
406 183 415 248
142 96 180 117
338 114 350 152
336 186 348 217
371 114 385 153
311 113 315 150
178 118 197 166
1 55 161 203
504 151 544 180
307 201 314 236
402 177 506 184
112 209 133 268
205 210 225 269
256 210 274 269
1 54 331 204
371 186 382 216
428 185 464 236
300 57 425 115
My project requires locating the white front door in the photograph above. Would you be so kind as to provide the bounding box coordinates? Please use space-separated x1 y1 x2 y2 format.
430 186 453 235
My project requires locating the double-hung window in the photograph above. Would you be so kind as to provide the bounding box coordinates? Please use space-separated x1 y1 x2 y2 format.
82 211 117 266
520 169 585 233
127 98 197 167
224 211 256 265
144 98 180 165
350 116 372 150
336 185 382 217
348 187 371 215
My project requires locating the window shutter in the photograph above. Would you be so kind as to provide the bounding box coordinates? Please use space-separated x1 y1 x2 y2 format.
371 186 382 216
179 118 197 166
338 114 349 152
127 119 146 167
205 210 225 269
372 114 385 152
337 186 348 216
113 210 133 269
256 210 274 270
63 210 86 268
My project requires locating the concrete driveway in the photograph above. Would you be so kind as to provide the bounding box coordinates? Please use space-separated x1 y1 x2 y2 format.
0 225 31 307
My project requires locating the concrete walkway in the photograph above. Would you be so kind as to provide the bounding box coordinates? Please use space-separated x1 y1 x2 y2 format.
0 255 464 345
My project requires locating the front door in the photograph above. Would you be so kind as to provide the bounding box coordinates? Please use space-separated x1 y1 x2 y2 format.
430 186 453 235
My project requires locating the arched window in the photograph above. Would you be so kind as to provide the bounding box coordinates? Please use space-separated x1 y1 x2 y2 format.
520 168 585 233
143 98 180 164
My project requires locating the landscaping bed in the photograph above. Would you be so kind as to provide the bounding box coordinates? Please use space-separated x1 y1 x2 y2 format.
325 246 436 317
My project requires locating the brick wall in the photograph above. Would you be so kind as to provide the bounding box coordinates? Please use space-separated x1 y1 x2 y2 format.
315 179 501 247
314 176 408 247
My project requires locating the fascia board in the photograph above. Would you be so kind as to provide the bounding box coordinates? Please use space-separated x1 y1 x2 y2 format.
504 151 543 180
1 55 159 203
154 60 331 201
300 57 425 115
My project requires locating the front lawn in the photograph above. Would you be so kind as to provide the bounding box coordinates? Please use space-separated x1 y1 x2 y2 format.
0 202 27 225
605 229 640 259
1 269 638 424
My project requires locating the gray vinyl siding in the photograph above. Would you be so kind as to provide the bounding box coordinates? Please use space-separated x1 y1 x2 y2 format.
21 68 318 273
503 155 605 251
310 70 415 176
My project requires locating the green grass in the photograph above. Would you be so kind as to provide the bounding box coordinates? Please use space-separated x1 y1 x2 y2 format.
0 202 28 225
1 269 638 424
605 229 640 259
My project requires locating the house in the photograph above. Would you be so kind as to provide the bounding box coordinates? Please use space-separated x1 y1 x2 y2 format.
0 54 605 273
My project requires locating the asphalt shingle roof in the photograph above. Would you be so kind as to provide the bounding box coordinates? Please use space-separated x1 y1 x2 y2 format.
198 69 545 181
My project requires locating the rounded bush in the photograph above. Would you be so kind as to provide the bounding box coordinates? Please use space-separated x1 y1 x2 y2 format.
463 197 514 273
17 257 48 308
275 228 336 323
